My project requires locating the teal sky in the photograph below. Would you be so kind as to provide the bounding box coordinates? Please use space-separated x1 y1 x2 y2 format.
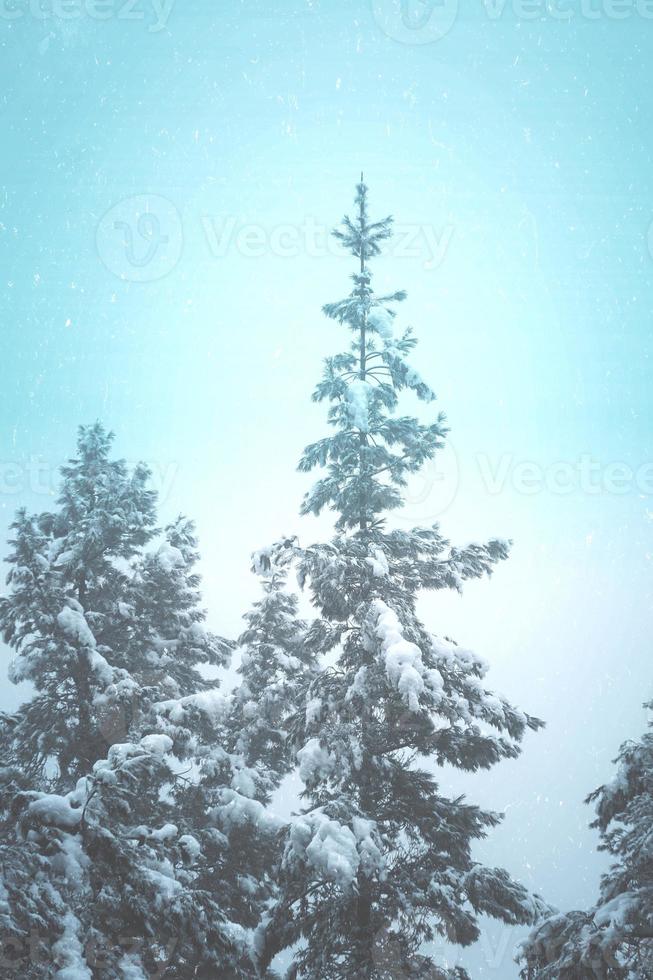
1 2 652 975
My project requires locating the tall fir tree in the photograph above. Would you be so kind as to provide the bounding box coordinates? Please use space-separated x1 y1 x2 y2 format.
518 703 653 980
260 179 547 979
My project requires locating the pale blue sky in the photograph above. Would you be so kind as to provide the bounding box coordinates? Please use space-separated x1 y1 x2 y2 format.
1 2 652 975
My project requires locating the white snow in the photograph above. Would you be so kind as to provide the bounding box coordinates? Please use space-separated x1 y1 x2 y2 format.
52 911 92 980
28 794 82 829
57 605 96 648
117 956 148 980
430 634 489 677
352 816 384 877
0 878 9 915
191 689 231 723
347 665 369 700
50 829 90 887
372 600 425 712
139 734 174 756
145 865 182 907
604 761 630 799
231 767 257 798
290 812 359 887
288 811 383 889
346 379 371 431
241 699 259 721
85 648 114 686
182 621 207 643
95 737 173 772
151 823 178 842
252 546 273 577
215 789 282 833
305 697 322 726
297 738 336 784
179 834 202 860
594 892 638 931
155 543 185 572
426 667 444 696
349 736 363 770
237 873 259 895
155 689 230 726
404 364 429 392
53 549 76 568
366 547 389 577
368 306 394 341
92 765 117 786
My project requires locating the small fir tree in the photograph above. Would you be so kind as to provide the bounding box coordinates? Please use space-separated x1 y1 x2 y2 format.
518 703 653 980
0 425 229 786
230 555 315 793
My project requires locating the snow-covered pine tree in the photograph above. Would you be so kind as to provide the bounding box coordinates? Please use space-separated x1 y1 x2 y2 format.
98 512 232 746
1 729 273 978
0 427 278 977
230 553 314 793
0 762 67 979
518 704 653 980
1 605 279 977
0 423 156 783
0 424 229 787
260 179 546 979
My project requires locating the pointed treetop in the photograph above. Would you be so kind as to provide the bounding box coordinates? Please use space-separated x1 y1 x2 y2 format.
297 179 446 530
331 178 393 265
